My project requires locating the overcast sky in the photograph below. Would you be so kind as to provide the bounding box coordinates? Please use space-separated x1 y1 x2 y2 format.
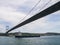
0 0 60 33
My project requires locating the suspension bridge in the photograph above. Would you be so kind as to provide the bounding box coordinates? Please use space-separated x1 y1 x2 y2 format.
5 1 60 34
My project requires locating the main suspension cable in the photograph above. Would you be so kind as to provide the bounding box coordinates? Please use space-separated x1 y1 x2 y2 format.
19 0 41 23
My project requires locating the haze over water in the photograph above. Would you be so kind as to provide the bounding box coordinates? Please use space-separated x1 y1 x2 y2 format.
0 36 60 45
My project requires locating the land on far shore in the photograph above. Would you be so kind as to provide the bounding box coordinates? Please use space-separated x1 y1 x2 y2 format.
0 32 60 37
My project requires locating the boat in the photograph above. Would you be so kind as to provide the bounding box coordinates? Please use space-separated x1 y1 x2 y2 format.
15 35 40 38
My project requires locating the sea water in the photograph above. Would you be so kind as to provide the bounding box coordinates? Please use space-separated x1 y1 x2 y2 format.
0 36 60 45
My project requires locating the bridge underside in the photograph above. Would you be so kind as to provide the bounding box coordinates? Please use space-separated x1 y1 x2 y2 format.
6 1 60 33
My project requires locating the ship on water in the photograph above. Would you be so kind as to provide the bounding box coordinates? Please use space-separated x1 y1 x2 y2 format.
14 32 40 38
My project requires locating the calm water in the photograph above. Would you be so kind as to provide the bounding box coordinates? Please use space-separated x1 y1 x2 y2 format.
0 36 60 45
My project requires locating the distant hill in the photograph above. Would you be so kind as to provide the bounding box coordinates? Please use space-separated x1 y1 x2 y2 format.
0 32 60 36
39 32 60 36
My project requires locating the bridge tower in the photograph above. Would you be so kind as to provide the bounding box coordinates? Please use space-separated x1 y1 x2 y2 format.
6 26 9 30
